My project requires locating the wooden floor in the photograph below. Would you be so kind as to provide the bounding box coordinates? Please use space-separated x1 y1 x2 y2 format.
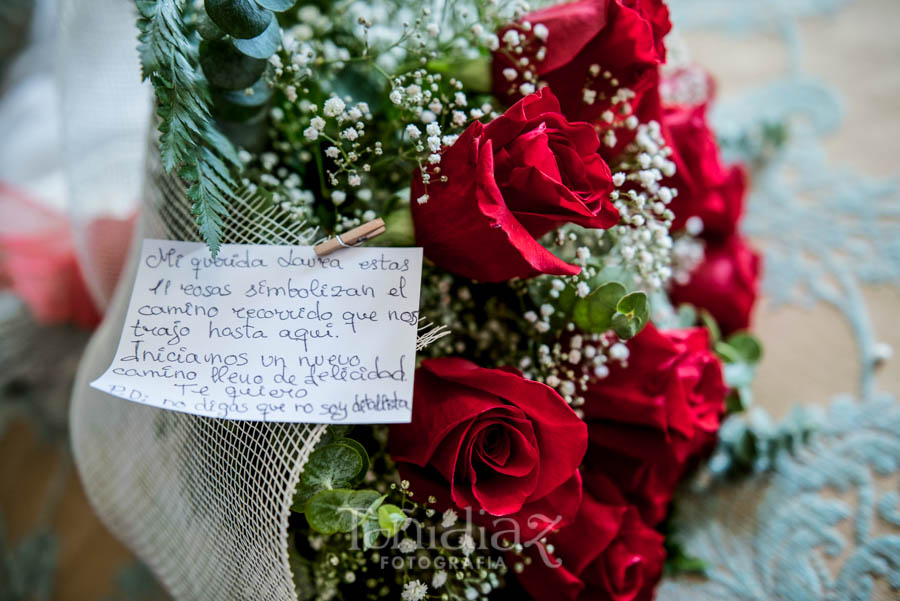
0 421 148 600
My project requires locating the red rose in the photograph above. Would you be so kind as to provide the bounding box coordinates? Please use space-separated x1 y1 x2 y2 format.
664 102 746 241
581 324 727 524
515 474 665 601
411 89 618 282
492 0 670 133
670 234 762 335
389 357 587 535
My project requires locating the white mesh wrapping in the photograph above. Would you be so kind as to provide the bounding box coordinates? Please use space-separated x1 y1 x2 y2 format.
62 1 328 599
70 139 327 601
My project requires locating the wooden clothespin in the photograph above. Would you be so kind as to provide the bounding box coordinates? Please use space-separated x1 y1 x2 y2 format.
313 218 386 256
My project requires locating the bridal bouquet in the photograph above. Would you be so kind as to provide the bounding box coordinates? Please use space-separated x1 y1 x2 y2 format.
135 0 763 599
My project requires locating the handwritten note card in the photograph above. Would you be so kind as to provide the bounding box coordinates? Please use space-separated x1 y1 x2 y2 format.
91 239 423 423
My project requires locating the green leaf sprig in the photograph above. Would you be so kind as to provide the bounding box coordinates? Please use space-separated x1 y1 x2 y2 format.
291 435 394 549
136 0 242 255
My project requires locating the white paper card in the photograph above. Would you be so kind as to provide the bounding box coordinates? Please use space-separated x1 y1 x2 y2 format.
91 239 423 423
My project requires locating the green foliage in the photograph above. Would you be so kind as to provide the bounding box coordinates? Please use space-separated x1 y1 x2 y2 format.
0 524 58 601
291 441 369 510
611 292 650 339
715 405 819 476
291 434 391 548
664 539 708 577
304 489 385 535
572 283 650 340
717 332 763 364
255 0 295 11
377 504 406 537
199 38 268 89
204 0 272 39
136 0 242 255
698 309 722 344
231 16 281 59
715 331 764 413
572 282 626 333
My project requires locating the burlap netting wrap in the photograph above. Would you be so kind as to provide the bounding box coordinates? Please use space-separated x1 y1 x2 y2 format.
69 133 329 600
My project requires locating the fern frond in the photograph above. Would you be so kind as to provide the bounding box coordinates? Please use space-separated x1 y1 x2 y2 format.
136 0 240 256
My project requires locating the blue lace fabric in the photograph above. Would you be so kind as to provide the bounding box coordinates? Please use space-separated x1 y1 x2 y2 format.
658 1 900 599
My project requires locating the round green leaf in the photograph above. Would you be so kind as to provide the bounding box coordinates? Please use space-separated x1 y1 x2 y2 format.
215 110 268 152
197 12 224 40
557 285 577 315
291 443 366 510
573 282 626 333
698 309 721 343
360 514 382 549
211 78 272 121
232 16 281 59
377 504 406 537
725 332 763 363
305 489 384 534
255 0 296 10
199 38 267 90
204 0 273 39
611 311 640 339
611 292 650 339
303 443 365 489
616 291 650 323
331 438 370 484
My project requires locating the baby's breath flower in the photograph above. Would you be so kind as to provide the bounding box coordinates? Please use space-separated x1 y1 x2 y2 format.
323 97 345 117
441 508 457 527
460 533 476 556
432 570 448 588
401 580 428 601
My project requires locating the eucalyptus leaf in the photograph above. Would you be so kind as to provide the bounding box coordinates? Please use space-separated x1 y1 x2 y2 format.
724 362 756 389
232 16 281 59
699 309 721 344
255 0 296 10
216 108 269 152
331 438 370 484
611 311 640 339
210 78 272 121
361 514 382 549
291 443 366 511
715 341 743 364
305 489 385 534
573 282 626 333
557 285 577 315
197 11 224 40
377 504 406 537
725 332 763 364
616 292 649 322
204 0 273 39
611 292 650 339
199 38 267 90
